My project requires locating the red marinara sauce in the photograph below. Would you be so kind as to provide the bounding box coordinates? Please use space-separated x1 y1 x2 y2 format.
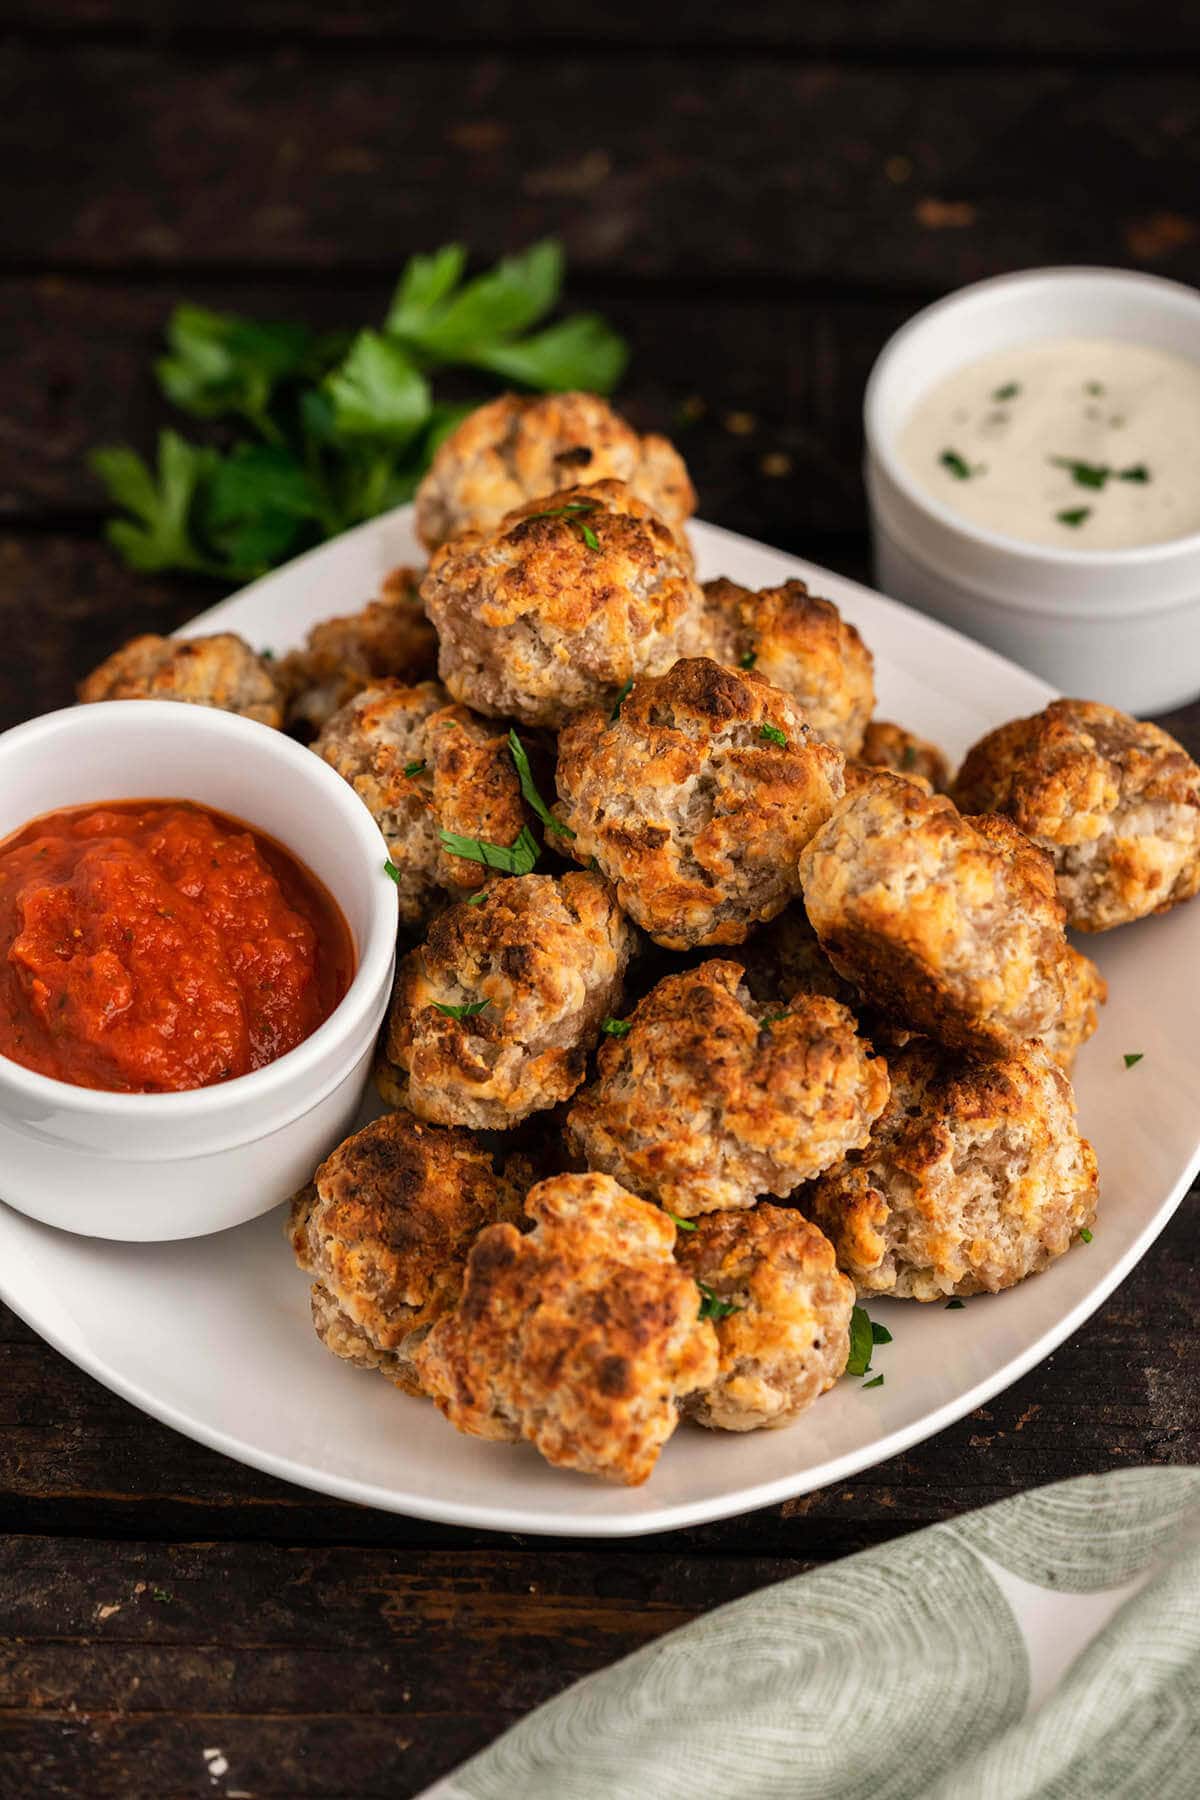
0 800 354 1094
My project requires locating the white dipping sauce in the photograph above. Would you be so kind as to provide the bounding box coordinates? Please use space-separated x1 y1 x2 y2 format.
899 338 1200 549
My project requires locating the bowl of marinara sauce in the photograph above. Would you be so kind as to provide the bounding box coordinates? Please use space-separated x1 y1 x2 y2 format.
0 702 398 1240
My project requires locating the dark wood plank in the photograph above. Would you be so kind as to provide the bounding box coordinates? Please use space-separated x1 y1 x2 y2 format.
1 51 1198 292
1 1190 1195 1552
9 0 1200 57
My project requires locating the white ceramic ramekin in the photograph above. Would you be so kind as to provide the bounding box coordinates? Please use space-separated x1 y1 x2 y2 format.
0 702 397 1241
864 267 1200 714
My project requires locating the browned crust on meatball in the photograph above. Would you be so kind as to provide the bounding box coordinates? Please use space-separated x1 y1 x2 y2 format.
735 907 860 1009
555 657 845 949
288 1111 524 1395
696 578 875 755
78 632 282 727
380 872 635 1129
676 1205 854 1431
414 391 696 550
413 1172 719 1485
1044 943 1106 1072
567 959 890 1216
277 567 437 733
314 679 526 925
951 699 1200 931
860 719 952 793
421 479 702 727
801 1039 1098 1301
799 775 1072 1054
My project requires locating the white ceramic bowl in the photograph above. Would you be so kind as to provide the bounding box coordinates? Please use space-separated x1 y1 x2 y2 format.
864 267 1200 714
0 702 397 1241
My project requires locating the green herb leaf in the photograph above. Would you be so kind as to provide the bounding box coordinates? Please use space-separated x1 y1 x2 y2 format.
760 723 789 748
940 449 974 480
945 1297 966 1309
522 496 602 551
666 1210 697 1232
439 824 540 875
391 239 563 359
384 244 469 338
862 1374 885 1389
846 1305 874 1377
1057 506 1092 527
739 650 757 669
759 1010 791 1027
508 729 575 839
1119 464 1150 483
202 443 325 577
465 889 488 905
156 305 317 434
992 382 1020 401
403 760 427 778
601 1017 632 1037
383 858 402 884
323 330 431 445
471 312 628 395
697 1282 743 1322
432 998 491 1020
1050 455 1109 490
1079 1227 1094 1243
870 1321 893 1345
1085 381 1105 396
610 678 634 720
901 743 918 770
1123 1051 1144 1069
90 431 221 575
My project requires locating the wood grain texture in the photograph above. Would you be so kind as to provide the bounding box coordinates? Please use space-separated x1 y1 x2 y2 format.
1 51 1198 292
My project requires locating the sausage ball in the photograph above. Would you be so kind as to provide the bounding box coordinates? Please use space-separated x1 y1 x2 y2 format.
799 775 1073 1055
277 566 437 734
859 719 952 792
801 1039 1098 1301
314 680 526 924
676 1205 854 1432
287 1111 524 1396
951 699 1200 932
1044 944 1106 1072
555 658 845 949
567 959 890 1217
379 872 635 1129
421 479 702 727
78 631 281 727
413 1171 719 1485
696 578 875 755
414 390 696 550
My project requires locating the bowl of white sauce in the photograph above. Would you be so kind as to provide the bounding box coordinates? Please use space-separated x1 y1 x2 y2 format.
864 267 1200 712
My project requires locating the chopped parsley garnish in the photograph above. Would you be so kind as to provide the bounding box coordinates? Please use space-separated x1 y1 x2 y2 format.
403 759 427 778
1119 463 1149 483
601 1016 632 1037
1051 456 1152 492
846 1305 874 1377
1079 1227 1094 1243
383 858 402 884
900 744 918 770
863 1374 885 1389
992 382 1020 402
508 729 574 840
939 448 975 480
610 678 634 721
465 889 488 906
739 650 757 670
1085 381 1105 396
697 1283 742 1322
870 1321 893 1346
1056 506 1092 528
759 722 789 748
945 1298 966 1310
432 998 491 1020
1123 1051 1144 1069
525 496 601 549
439 824 540 875
667 1210 697 1232
760 1010 791 1027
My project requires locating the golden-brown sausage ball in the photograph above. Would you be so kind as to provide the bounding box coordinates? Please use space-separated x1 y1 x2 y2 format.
314 680 526 925
413 1171 719 1485
379 872 635 1129
414 390 695 550
859 718 952 792
555 658 845 950
802 1039 1098 1301
567 960 889 1217
951 699 1200 932
287 1111 524 1396
799 775 1072 1055
78 632 281 727
277 566 437 734
1044 944 1106 1072
676 1205 854 1431
696 578 874 755
420 479 701 727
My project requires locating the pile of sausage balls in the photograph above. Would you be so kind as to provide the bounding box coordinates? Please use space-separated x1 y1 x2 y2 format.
81 390 1200 1487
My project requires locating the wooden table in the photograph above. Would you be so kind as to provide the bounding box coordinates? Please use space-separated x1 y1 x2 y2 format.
2 7 1198 1794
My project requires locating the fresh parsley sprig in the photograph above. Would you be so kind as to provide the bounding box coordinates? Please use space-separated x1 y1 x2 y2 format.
697 1283 743 1322
432 998 491 1021
508 730 574 840
522 496 602 550
439 824 541 875
91 241 629 584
